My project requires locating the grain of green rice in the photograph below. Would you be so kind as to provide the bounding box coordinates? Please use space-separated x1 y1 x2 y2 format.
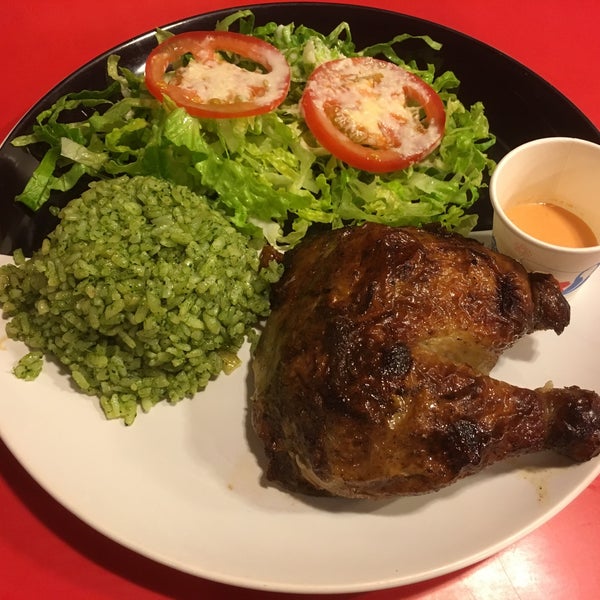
0 175 282 424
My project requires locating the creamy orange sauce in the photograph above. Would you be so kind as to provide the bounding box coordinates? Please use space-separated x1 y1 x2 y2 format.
504 202 598 248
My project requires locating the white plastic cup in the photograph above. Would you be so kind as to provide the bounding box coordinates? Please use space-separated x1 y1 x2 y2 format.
490 137 600 295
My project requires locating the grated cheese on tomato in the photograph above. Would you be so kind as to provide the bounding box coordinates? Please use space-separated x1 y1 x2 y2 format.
306 58 443 156
177 59 267 104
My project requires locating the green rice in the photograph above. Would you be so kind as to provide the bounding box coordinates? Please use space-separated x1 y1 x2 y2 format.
0 175 282 424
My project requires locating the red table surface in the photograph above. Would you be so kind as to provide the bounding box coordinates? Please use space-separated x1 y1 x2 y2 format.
1 1 599 598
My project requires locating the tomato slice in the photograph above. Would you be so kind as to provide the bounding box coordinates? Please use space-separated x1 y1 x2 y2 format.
300 57 446 173
145 31 291 118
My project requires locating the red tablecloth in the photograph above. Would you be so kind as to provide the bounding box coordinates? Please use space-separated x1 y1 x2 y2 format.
1 1 599 598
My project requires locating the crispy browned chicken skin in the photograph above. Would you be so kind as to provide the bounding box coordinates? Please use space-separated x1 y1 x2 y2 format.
251 223 600 499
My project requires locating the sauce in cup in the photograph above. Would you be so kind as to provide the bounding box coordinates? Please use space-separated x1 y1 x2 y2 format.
504 202 598 248
490 137 600 296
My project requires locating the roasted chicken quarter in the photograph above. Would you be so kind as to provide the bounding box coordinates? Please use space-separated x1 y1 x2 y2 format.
251 223 600 499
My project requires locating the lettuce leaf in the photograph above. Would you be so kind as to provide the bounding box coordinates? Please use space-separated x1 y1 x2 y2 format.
11 10 495 247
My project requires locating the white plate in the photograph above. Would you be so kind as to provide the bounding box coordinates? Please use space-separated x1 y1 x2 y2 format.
1 246 599 594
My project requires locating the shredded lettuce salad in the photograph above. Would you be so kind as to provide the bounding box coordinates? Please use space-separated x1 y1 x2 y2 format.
12 10 496 248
